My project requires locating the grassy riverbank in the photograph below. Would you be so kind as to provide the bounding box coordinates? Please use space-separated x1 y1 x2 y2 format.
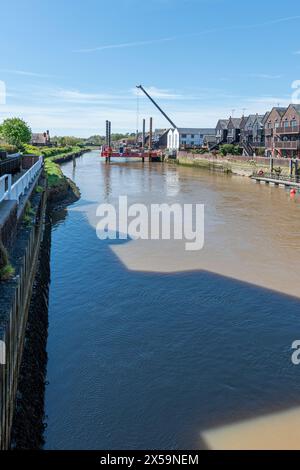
24 144 83 162
44 155 80 206
23 144 85 204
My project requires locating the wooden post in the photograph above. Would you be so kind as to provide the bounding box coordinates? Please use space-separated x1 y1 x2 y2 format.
289 159 293 177
269 157 274 173
142 119 146 148
149 117 153 161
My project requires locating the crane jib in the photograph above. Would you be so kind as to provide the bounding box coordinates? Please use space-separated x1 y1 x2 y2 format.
136 85 177 129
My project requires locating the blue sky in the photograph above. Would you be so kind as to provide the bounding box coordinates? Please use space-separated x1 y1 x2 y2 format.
1 0 300 136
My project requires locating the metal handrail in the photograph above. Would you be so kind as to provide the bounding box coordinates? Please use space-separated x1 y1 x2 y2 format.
0 174 12 203
0 156 43 204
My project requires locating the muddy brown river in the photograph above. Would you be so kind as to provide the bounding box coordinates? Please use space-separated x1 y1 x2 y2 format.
45 151 300 449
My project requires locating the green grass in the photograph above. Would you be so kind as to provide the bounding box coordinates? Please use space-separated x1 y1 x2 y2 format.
35 185 43 193
44 159 64 187
0 263 15 281
23 144 82 161
23 201 35 226
0 241 14 281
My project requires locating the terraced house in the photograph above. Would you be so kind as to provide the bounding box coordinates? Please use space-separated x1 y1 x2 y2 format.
215 119 229 144
273 104 300 158
226 117 243 144
241 114 266 147
264 105 300 158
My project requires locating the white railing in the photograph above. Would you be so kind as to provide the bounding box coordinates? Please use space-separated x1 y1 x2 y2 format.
0 174 12 203
0 156 43 205
7 152 21 159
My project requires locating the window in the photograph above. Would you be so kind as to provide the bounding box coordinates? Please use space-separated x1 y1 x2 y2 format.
191 134 194 138
284 120 289 128
274 122 279 129
291 119 297 127
181 134 187 138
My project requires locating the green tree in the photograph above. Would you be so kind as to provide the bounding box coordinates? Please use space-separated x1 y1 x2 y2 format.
0 118 32 148
53 136 83 147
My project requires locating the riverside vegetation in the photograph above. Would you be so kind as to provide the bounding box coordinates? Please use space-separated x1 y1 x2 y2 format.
0 145 83 281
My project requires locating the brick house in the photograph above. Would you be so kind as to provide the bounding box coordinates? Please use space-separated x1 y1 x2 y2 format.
30 130 51 146
264 107 287 157
272 104 300 158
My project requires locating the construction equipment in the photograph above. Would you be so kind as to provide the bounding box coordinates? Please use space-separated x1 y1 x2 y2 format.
136 85 177 129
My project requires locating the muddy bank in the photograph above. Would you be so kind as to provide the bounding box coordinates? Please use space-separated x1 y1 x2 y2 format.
47 176 80 208
176 152 291 177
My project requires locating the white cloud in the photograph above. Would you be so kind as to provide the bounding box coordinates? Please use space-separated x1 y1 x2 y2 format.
75 16 300 54
246 96 290 106
51 89 125 103
0 69 53 78
75 37 175 53
0 83 290 136
246 73 282 80
133 86 186 100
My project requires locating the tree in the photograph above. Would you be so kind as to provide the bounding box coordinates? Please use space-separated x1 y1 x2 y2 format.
0 118 32 148
53 135 83 147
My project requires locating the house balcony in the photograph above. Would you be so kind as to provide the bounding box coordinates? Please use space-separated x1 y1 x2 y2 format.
274 140 300 150
265 128 273 136
275 125 300 134
242 130 253 137
252 141 265 148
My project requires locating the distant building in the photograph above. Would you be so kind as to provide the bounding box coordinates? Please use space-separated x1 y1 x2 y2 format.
265 104 300 158
203 134 217 148
31 130 50 146
227 117 243 144
155 129 169 148
215 119 229 144
264 106 287 157
252 114 268 147
153 128 167 143
167 128 215 150
241 114 266 148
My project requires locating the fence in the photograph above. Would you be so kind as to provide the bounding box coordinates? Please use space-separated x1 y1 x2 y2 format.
0 190 46 449
253 171 300 184
0 156 21 177
0 156 43 205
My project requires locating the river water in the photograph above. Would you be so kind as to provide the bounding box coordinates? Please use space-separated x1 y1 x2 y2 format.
45 151 300 449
